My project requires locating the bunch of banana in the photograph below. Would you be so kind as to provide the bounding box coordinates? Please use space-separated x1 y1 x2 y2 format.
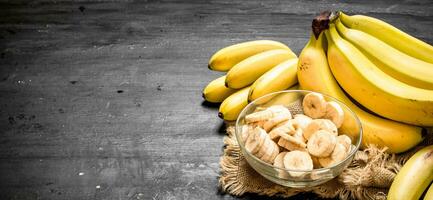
297 11 433 153
328 16 433 126
387 145 433 200
203 40 298 121
297 32 423 153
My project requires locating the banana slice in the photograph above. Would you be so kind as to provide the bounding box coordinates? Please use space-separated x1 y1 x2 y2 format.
318 143 348 167
261 140 280 164
245 105 287 122
303 119 338 140
269 120 295 140
252 120 266 129
336 134 352 153
292 114 312 131
240 125 250 143
276 131 307 148
293 128 306 143
302 92 327 119
273 151 289 178
256 134 273 158
323 101 344 128
307 130 337 158
278 137 307 152
245 127 267 154
263 109 292 131
283 150 314 177
274 151 288 168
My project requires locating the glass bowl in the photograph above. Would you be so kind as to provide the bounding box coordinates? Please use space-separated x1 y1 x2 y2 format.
235 90 362 188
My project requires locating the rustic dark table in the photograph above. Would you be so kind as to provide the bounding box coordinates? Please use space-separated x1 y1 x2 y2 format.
1 0 432 199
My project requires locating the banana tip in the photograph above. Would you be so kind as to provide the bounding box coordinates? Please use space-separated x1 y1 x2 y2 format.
208 64 212 70
202 92 206 99
224 82 229 88
218 112 224 119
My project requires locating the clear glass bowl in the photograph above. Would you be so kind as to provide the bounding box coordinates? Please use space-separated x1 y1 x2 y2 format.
235 90 362 188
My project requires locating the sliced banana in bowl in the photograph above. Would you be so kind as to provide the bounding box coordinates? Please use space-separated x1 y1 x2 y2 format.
235 90 362 188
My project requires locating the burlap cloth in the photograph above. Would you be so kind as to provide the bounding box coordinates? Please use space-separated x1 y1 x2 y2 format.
219 124 433 200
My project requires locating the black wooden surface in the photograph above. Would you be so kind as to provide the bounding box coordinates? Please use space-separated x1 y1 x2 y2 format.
0 0 432 199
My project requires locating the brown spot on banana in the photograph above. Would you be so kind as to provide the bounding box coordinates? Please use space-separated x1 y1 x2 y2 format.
424 150 433 160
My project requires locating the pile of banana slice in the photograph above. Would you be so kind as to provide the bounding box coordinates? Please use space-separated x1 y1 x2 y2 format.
241 92 353 177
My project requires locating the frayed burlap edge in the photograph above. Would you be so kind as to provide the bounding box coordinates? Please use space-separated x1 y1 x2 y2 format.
219 126 433 200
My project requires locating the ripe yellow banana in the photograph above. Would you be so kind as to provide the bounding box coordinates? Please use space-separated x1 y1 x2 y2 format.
202 75 237 103
218 86 250 121
297 32 423 153
387 145 433 200
208 40 292 71
248 58 298 102
335 19 433 90
326 23 433 126
260 84 300 107
339 12 433 63
226 49 297 89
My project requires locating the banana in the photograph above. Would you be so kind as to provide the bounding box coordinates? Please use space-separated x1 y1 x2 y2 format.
297 31 423 153
240 125 251 143
283 150 314 177
326 23 433 126
245 127 279 164
307 130 337 158
245 105 288 123
261 84 301 107
256 134 273 158
293 128 306 143
387 145 433 200
261 140 280 164
202 75 237 103
218 86 250 121
274 152 289 178
318 143 347 167
274 151 288 168
245 126 267 154
292 114 312 131
302 92 327 119
208 40 293 71
248 58 299 101
226 49 297 89
339 12 433 64
303 119 338 140
278 136 307 152
252 120 266 129
276 131 307 148
424 184 433 200
263 109 292 131
323 101 344 128
335 19 433 90
336 135 352 153
269 120 295 140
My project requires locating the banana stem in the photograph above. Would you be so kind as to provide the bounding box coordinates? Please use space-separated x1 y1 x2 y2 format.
312 11 340 39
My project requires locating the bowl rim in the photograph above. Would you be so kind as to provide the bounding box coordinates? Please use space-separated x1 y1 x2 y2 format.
235 89 363 173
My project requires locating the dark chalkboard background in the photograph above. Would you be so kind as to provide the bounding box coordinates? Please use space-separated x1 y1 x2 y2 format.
0 0 432 199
